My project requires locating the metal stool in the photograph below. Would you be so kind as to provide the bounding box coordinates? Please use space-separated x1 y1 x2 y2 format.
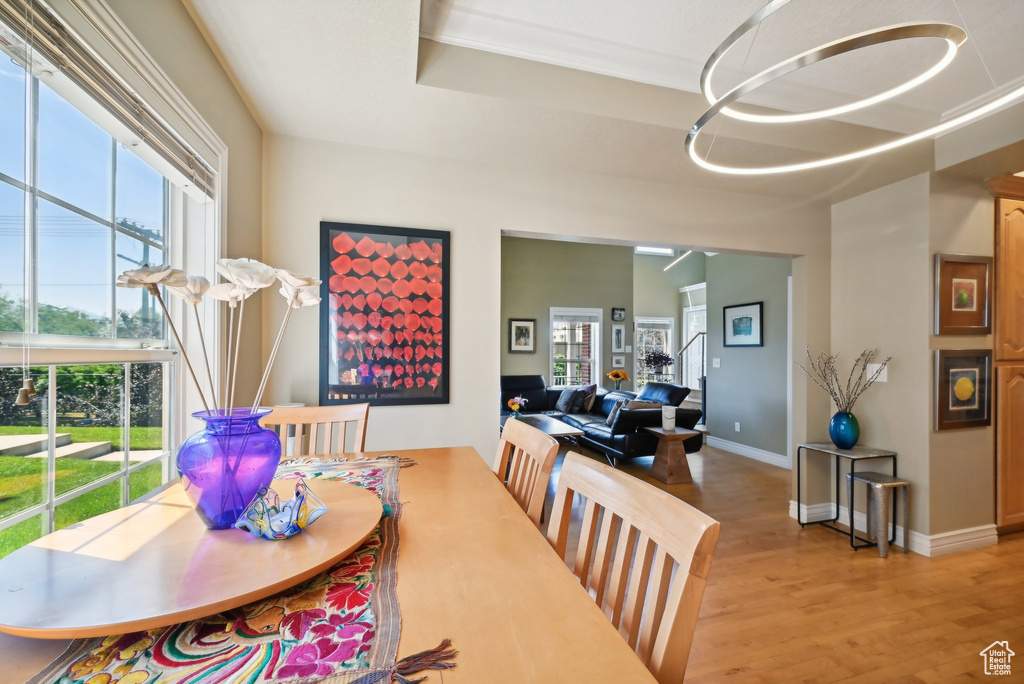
846 471 910 557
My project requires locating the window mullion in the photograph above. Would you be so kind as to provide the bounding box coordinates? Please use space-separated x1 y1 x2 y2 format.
46 364 56 534
123 362 131 505
110 138 118 339
27 73 39 334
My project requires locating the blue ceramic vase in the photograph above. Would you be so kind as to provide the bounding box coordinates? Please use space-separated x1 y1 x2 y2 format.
828 411 860 450
176 408 282 529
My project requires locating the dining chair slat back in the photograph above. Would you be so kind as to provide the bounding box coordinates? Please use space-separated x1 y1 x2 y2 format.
493 418 559 527
546 452 720 684
260 404 369 457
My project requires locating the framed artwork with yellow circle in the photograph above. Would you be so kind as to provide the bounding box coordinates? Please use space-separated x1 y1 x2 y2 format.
935 349 991 430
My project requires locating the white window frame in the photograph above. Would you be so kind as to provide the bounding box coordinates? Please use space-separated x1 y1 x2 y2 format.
549 307 602 386
0 0 226 540
635 316 674 389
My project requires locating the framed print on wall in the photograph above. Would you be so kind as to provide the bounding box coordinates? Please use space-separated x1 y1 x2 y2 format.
723 302 763 347
934 253 992 335
611 324 626 353
509 318 536 353
611 307 626 322
611 355 625 368
935 349 991 430
320 221 450 406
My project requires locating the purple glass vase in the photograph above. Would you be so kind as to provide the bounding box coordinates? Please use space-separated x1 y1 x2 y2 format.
176 408 282 530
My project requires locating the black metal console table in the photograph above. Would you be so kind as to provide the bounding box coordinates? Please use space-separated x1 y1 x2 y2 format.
796 442 898 550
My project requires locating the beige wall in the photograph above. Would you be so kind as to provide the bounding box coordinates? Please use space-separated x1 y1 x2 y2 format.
831 172 996 539
832 173 932 533
107 0 265 403
262 134 831 460
927 174 995 535
500 237 633 390
706 254 792 456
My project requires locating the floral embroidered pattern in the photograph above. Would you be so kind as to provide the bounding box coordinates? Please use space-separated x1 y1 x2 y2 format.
34 459 403 684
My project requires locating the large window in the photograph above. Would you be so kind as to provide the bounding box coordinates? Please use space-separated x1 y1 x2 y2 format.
0 2 220 558
551 308 602 386
0 59 167 342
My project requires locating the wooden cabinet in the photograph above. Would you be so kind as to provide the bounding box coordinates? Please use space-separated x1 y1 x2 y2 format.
988 178 1024 532
996 366 1024 531
995 197 1024 361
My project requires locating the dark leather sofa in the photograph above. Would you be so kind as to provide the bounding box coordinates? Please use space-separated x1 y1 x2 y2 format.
500 375 703 463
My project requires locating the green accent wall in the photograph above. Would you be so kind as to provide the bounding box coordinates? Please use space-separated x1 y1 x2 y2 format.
706 254 792 456
500 237 633 389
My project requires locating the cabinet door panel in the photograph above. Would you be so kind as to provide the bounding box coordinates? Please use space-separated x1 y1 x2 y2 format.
997 365 1024 529
995 199 1024 360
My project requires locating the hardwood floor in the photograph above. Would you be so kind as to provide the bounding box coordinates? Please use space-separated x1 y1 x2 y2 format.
545 443 1024 683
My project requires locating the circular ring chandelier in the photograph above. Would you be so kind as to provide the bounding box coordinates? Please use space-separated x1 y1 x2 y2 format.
686 1 1024 175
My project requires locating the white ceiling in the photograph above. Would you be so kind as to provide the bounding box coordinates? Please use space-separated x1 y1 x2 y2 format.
186 0 1024 202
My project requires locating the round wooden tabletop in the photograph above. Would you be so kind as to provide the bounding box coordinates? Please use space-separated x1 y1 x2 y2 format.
0 478 382 639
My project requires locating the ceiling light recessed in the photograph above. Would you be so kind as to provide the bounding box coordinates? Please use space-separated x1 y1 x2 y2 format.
636 245 676 256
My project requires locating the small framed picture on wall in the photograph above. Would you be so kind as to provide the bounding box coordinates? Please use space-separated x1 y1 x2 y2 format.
611 324 626 353
935 349 992 430
723 301 763 347
611 355 625 368
934 253 992 335
509 318 536 353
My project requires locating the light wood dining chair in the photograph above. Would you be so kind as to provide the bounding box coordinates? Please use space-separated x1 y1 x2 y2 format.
493 418 559 527
546 452 720 683
260 404 369 456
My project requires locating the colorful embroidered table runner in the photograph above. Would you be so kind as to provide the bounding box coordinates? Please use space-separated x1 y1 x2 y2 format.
31 456 455 684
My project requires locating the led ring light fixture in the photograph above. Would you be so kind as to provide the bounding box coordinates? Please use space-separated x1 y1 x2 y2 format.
686 2 1024 175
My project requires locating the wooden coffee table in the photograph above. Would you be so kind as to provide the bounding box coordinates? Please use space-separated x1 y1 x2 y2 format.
500 414 584 439
0 479 382 639
644 427 700 484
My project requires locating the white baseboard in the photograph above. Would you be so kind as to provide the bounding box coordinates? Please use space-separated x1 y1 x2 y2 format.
707 436 789 469
788 500 998 557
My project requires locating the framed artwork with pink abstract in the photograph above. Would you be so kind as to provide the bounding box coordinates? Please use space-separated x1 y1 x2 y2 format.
320 221 450 406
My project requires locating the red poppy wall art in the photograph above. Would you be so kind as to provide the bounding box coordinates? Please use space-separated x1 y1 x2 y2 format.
320 222 450 406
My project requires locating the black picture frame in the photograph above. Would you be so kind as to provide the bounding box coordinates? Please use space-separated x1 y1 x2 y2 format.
508 318 536 353
935 349 991 430
320 221 450 406
723 301 763 347
611 307 626 322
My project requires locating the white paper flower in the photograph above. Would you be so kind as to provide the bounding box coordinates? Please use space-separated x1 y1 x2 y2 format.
276 269 319 290
167 275 211 305
116 265 187 292
216 258 277 291
207 282 251 308
280 284 321 309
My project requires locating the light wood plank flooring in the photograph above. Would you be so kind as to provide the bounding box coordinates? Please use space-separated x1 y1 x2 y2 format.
547 443 1024 683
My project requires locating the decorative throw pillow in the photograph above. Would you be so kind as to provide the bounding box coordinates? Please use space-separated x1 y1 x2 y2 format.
578 384 598 412
605 399 626 426
626 400 663 410
555 387 579 413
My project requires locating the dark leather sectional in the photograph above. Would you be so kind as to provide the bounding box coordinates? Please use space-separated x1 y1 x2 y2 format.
500 375 703 463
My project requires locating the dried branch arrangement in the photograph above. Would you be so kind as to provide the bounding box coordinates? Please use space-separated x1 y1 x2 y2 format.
796 348 891 413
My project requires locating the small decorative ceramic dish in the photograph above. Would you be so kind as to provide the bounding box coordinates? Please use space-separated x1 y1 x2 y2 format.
235 479 327 539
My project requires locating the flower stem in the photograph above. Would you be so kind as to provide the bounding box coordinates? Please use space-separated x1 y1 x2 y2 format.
223 305 235 412
251 295 296 412
154 289 210 413
192 305 219 409
228 299 245 412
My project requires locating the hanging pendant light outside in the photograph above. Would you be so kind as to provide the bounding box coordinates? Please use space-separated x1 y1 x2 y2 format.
22 378 36 396
15 388 30 406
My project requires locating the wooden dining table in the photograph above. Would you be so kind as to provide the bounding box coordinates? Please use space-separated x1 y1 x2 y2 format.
0 446 656 682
